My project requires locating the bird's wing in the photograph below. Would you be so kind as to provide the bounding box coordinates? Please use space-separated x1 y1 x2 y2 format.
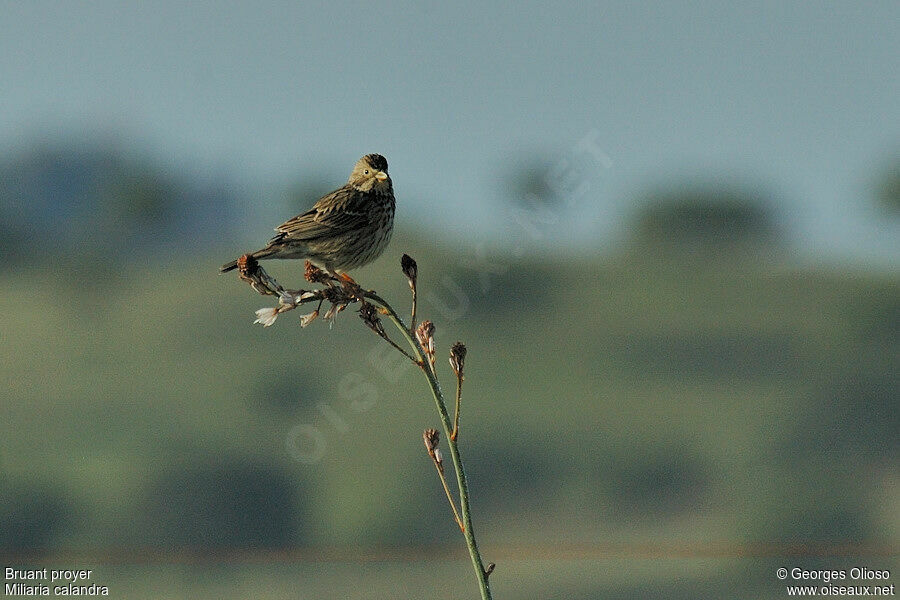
272 186 370 242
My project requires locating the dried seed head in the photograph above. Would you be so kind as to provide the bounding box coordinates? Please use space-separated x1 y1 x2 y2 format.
304 260 330 284
237 253 259 276
237 255 284 296
359 301 385 335
424 429 443 472
423 428 440 455
401 254 418 287
449 341 467 377
323 285 351 305
416 320 436 360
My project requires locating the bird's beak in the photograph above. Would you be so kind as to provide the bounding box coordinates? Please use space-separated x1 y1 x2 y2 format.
375 171 388 181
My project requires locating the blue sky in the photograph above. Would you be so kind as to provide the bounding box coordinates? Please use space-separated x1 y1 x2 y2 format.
1 1 898 263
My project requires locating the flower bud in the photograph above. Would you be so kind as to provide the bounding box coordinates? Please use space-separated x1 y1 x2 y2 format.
423 428 440 456
359 302 385 336
449 341 467 378
401 254 418 288
416 320 435 355
304 260 330 284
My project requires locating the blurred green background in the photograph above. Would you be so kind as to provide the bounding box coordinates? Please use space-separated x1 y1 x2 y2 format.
1 2 898 599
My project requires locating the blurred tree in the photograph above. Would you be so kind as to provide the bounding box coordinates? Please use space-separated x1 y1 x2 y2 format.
102 168 177 226
633 185 778 251
620 331 797 379
784 366 898 460
252 365 323 413
373 466 457 545
499 155 563 209
0 146 104 255
0 481 74 551
0 223 25 267
284 171 340 213
460 261 560 317
145 456 306 548
466 438 565 511
755 469 872 543
595 443 710 517
850 282 900 350
0 140 237 260
875 160 900 214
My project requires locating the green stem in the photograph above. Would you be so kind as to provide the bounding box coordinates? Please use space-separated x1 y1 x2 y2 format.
366 292 493 600
433 458 464 531
366 292 421 358
411 282 418 331
452 374 462 440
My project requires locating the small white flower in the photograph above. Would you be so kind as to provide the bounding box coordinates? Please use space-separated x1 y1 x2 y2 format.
323 304 339 321
253 307 279 327
299 310 319 328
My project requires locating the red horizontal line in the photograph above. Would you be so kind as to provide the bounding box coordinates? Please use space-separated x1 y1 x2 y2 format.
1 542 896 565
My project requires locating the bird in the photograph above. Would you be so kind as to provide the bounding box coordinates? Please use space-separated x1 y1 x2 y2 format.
221 154 395 281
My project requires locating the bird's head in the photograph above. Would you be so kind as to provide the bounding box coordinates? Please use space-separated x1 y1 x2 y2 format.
348 154 391 192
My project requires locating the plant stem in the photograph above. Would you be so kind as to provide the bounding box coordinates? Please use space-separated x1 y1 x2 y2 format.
452 374 462 441
433 459 464 532
419 357 493 600
410 281 418 330
366 292 421 358
366 292 493 600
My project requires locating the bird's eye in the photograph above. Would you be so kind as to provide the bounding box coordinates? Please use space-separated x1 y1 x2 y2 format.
364 169 370 175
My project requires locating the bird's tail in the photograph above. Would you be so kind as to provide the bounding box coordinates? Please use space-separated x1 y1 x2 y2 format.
219 247 277 273
220 259 240 273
